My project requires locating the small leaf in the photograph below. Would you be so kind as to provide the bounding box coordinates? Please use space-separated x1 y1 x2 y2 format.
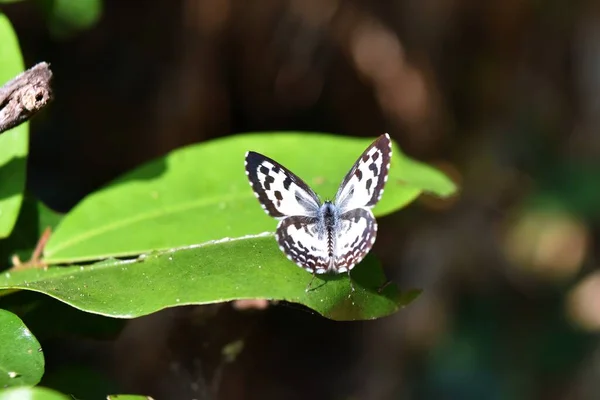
0 14 29 239
0 387 70 400
41 0 102 37
0 309 44 388
1 234 420 321
44 132 456 263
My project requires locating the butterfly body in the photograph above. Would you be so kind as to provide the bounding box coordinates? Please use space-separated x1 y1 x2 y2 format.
244 134 392 285
314 201 341 271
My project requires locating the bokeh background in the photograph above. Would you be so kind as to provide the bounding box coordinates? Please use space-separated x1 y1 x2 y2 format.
3 0 600 399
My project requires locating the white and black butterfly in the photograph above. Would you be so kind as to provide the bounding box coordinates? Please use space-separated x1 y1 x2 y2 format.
244 133 392 292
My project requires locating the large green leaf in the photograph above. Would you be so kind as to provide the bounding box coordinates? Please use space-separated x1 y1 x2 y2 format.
0 309 44 388
1 234 420 321
0 387 69 400
44 132 456 263
0 14 29 239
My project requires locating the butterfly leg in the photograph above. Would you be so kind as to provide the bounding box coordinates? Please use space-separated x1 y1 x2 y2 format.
347 269 355 295
377 280 392 293
305 271 317 293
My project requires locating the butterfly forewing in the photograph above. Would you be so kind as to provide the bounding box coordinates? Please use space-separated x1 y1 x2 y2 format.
334 208 377 272
334 134 392 213
245 151 321 218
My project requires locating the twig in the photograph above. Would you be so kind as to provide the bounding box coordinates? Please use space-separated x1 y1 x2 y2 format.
10 226 52 270
0 62 53 134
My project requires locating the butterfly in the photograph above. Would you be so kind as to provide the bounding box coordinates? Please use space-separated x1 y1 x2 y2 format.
244 133 392 292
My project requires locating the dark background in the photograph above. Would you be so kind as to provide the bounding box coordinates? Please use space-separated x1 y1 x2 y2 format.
3 0 600 399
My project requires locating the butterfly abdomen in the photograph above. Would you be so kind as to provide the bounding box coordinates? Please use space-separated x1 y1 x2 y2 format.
320 201 340 270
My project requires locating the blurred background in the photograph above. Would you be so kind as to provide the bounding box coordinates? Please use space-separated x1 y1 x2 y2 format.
3 0 600 399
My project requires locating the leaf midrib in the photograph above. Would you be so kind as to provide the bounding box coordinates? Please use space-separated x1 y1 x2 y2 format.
5 233 274 287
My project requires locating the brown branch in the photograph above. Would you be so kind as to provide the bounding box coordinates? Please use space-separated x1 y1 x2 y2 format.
0 62 53 134
10 227 52 271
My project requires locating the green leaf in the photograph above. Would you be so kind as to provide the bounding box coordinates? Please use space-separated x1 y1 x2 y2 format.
45 132 456 263
43 0 103 38
0 14 28 239
1 234 420 321
0 309 44 388
0 387 70 400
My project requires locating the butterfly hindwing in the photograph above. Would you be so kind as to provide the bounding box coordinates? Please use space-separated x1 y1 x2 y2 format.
245 151 321 218
333 208 377 273
334 133 392 212
276 208 377 274
276 216 332 274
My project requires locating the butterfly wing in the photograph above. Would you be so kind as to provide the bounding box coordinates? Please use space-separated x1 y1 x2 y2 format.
245 151 321 218
276 209 377 275
333 208 377 273
276 216 332 274
334 133 392 213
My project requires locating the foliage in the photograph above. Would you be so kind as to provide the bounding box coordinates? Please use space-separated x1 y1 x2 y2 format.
0 8 456 399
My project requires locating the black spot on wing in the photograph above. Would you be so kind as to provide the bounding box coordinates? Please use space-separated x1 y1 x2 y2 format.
368 161 378 177
355 169 363 181
264 174 275 190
